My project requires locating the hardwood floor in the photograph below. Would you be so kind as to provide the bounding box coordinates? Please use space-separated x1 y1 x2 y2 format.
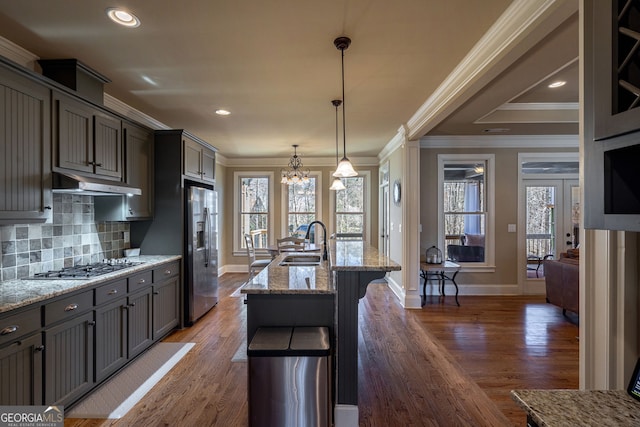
64 274 579 426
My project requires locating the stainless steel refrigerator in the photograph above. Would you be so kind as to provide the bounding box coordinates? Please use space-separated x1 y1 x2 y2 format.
186 186 218 324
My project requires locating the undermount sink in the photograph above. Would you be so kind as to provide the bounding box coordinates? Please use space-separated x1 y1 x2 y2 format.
279 254 322 266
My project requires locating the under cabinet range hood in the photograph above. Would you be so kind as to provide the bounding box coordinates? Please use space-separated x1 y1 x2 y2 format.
52 172 142 196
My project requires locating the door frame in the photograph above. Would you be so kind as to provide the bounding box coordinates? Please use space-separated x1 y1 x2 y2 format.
517 152 579 294
379 161 390 257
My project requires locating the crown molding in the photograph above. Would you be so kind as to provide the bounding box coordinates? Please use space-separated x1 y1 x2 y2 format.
406 0 578 141
496 102 579 111
224 156 380 168
0 36 38 69
420 134 579 149
378 125 408 163
103 94 171 130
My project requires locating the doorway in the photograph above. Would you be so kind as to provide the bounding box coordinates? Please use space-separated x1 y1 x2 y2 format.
518 154 579 293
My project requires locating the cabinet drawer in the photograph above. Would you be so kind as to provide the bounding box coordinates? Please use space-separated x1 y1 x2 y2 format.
0 306 41 346
44 290 94 326
128 270 153 292
153 261 180 282
95 279 127 306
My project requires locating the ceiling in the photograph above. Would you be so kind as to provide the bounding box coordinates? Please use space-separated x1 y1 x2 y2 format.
0 0 578 160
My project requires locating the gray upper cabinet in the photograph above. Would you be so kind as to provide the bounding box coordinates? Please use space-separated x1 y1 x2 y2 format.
0 64 52 225
184 135 216 183
123 122 154 219
53 91 122 180
584 0 640 231
94 112 123 179
592 1 640 141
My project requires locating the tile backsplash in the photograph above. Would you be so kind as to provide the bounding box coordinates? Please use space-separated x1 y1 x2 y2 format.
0 193 130 281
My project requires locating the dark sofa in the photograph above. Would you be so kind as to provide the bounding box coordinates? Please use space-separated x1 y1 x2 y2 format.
544 251 579 315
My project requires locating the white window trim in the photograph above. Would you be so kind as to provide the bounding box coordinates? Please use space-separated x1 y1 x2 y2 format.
280 171 323 238
329 170 371 243
233 171 274 257
437 154 495 272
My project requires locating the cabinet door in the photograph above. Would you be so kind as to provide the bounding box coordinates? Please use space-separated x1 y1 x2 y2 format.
0 333 44 405
95 297 127 383
183 136 202 180
127 288 153 358
153 277 179 339
123 122 153 219
592 0 640 140
0 66 52 224
201 146 216 183
54 93 94 173
44 311 94 406
94 113 122 179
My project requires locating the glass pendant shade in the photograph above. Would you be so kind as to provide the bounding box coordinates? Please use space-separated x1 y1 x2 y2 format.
334 157 358 177
330 177 346 191
333 36 357 179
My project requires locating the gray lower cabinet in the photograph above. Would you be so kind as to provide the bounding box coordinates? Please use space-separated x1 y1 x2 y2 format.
94 279 128 383
44 311 95 406
127 287 153 359
0 333 44 405
0 260 180 407
152 261 180 339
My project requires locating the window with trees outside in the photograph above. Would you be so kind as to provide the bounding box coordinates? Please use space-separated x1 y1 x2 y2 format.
335 176 365 238
439 154 494 265
237 174 271 251
286 175 318 237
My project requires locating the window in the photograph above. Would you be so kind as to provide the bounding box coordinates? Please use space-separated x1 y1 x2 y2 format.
234 172 273 253
438 154 494 266
285 174 319 238
335 176 365 238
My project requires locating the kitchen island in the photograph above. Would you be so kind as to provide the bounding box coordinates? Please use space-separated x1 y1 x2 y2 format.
241 239 400 427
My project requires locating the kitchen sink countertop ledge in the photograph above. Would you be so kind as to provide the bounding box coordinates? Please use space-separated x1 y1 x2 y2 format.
241 251 333 295
241 239 400 295
0 255 181 313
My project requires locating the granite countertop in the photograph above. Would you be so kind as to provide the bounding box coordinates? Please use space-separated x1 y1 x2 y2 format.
329 240 401 272
511 389 640 426
241 252 333 295
0 255 181 314
241 240 401 295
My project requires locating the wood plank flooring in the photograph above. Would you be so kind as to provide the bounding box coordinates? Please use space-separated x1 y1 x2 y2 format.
64 274 578 426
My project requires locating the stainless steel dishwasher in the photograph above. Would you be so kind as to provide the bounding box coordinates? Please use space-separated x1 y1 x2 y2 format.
248 326 331 427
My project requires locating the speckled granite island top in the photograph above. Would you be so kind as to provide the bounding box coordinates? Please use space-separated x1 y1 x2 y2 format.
241 240 400 295
330 240 401 272
241 252 333 295
0 255 181 313
511 389 640 426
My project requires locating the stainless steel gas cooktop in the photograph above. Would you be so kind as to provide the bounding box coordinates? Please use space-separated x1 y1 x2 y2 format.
28 259 143 280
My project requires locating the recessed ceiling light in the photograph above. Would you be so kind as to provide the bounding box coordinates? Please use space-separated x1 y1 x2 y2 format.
548 80 566 88
215 109 231 116
106 8 141 28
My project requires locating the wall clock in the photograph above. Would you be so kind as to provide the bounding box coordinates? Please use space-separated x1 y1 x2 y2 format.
393 180 401 206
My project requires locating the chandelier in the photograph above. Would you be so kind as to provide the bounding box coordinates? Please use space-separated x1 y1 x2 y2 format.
280 144 310 185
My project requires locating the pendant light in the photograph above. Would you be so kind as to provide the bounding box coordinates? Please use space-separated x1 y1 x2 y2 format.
330 99 346 191
333 36 358 178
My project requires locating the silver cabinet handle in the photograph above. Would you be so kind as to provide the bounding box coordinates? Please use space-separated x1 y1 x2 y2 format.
164 269 172 275
108 289 118 295
64 303 79 312
138 278 146 284
1 325 18 335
